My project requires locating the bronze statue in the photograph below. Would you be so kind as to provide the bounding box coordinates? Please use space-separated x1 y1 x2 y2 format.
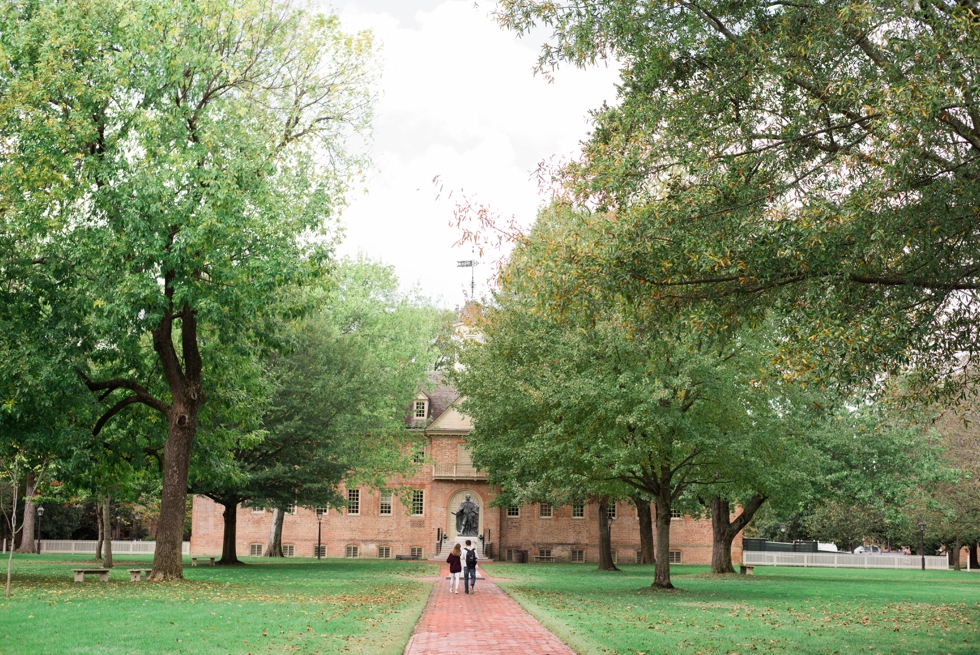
452 493 479 536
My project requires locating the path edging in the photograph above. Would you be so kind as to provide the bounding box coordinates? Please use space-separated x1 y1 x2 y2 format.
400 578 436 654
488 573 599 655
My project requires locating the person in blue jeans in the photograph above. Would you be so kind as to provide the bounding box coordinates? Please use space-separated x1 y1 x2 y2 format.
463 539 478 594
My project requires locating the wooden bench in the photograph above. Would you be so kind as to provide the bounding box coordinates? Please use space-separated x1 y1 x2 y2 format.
190 556 216 567
395 554 419 560
128 568 151 582
739 565 755 575
533 556 557 563
73 568 111 583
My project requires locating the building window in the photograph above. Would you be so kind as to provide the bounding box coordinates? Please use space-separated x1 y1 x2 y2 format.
669 550 682 564
314 545 326 557
412 490 424 516
282 544 295 557
609 550 617 564
346 545 359 558
572 503 585 518
539 503 553 518
380 490 393 515
285 504 297 515
347 489 360 515
315 507 327 517
571 549 585 563
378 546 391 559
670 508 682 520
607 503 617 520
538 548 552 558
410 546 424 558
507 506 520 517
251 506 264 514
414 400 427 419
413 442 426 464
249 543 263 557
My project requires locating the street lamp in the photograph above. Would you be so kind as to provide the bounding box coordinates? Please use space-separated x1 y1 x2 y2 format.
36 506 44 554
918 520 926 571
116 515 121 541
315 508 324 560
134 512 140 541
780 523 787 542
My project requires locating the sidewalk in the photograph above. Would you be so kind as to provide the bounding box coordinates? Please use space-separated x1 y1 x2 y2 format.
404 564 576 655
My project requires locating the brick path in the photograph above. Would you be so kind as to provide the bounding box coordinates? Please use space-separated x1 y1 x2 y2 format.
403 564 576 655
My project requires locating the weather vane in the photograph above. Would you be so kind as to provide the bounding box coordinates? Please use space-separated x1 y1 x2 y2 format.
457 257 479 299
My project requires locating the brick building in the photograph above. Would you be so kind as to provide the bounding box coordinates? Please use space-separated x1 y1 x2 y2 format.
190 374 738 564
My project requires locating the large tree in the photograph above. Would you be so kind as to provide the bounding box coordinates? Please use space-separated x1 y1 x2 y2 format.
456 206 818 587
192 257 447 564
494 0 980 393
0 0 375 579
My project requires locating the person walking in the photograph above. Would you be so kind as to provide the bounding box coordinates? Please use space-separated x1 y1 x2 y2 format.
463 539 478 594
446 543 462 594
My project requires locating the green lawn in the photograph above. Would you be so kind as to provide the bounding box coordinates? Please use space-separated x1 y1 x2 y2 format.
0 554 437 654
482 562 980 655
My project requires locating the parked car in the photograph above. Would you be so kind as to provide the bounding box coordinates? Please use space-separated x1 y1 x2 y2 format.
817 542 839 553
853 545 882 555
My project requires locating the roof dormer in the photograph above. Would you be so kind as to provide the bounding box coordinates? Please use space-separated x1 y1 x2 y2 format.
413 392 430 421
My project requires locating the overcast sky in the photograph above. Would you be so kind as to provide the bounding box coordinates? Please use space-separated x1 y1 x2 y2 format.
327 1 619 308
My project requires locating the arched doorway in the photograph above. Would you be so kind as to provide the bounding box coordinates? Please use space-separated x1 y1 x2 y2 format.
447 489 483 541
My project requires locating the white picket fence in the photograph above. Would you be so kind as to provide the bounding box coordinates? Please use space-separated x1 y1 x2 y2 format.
743 551 950 570
33 540 190 555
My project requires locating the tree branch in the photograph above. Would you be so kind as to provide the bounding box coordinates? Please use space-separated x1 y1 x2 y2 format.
82 374 169 416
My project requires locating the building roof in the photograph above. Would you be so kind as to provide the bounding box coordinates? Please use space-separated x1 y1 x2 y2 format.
407 371 460 429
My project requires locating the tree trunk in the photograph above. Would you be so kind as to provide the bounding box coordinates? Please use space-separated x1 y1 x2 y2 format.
146 303 204 582
653 491 673 589
102 494 113 568
266 507 285 557
970 542 979 569
15 472 36 554
218 501 241 565
95 499 104 561
596 497 619 571
5 466 18 598
635 497 655 564
148 403 199 581
954 534 961 571
710 495 766 574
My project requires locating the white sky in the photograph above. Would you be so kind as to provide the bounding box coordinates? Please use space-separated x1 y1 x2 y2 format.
330 1 619 309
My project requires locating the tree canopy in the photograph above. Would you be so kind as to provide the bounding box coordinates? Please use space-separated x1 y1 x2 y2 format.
455 205 842 586
0 0 376 579
494 0 980 393
192 257 448 563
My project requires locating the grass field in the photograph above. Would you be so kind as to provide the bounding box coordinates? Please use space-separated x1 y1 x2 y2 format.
0 554 437 654
482 562 980 655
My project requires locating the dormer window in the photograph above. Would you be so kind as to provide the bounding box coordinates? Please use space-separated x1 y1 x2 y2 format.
413 393 429 420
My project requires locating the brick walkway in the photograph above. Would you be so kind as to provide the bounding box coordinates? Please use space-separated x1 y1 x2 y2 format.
403 564 576 655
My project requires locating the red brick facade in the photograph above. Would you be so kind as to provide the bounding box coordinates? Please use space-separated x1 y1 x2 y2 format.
190 378 739 564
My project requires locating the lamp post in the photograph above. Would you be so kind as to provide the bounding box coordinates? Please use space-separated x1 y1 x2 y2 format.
918 520 926 571
780 523 787 542
134 511 140 541
36 506 44 554
116 515 121 541
315 508 324 560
